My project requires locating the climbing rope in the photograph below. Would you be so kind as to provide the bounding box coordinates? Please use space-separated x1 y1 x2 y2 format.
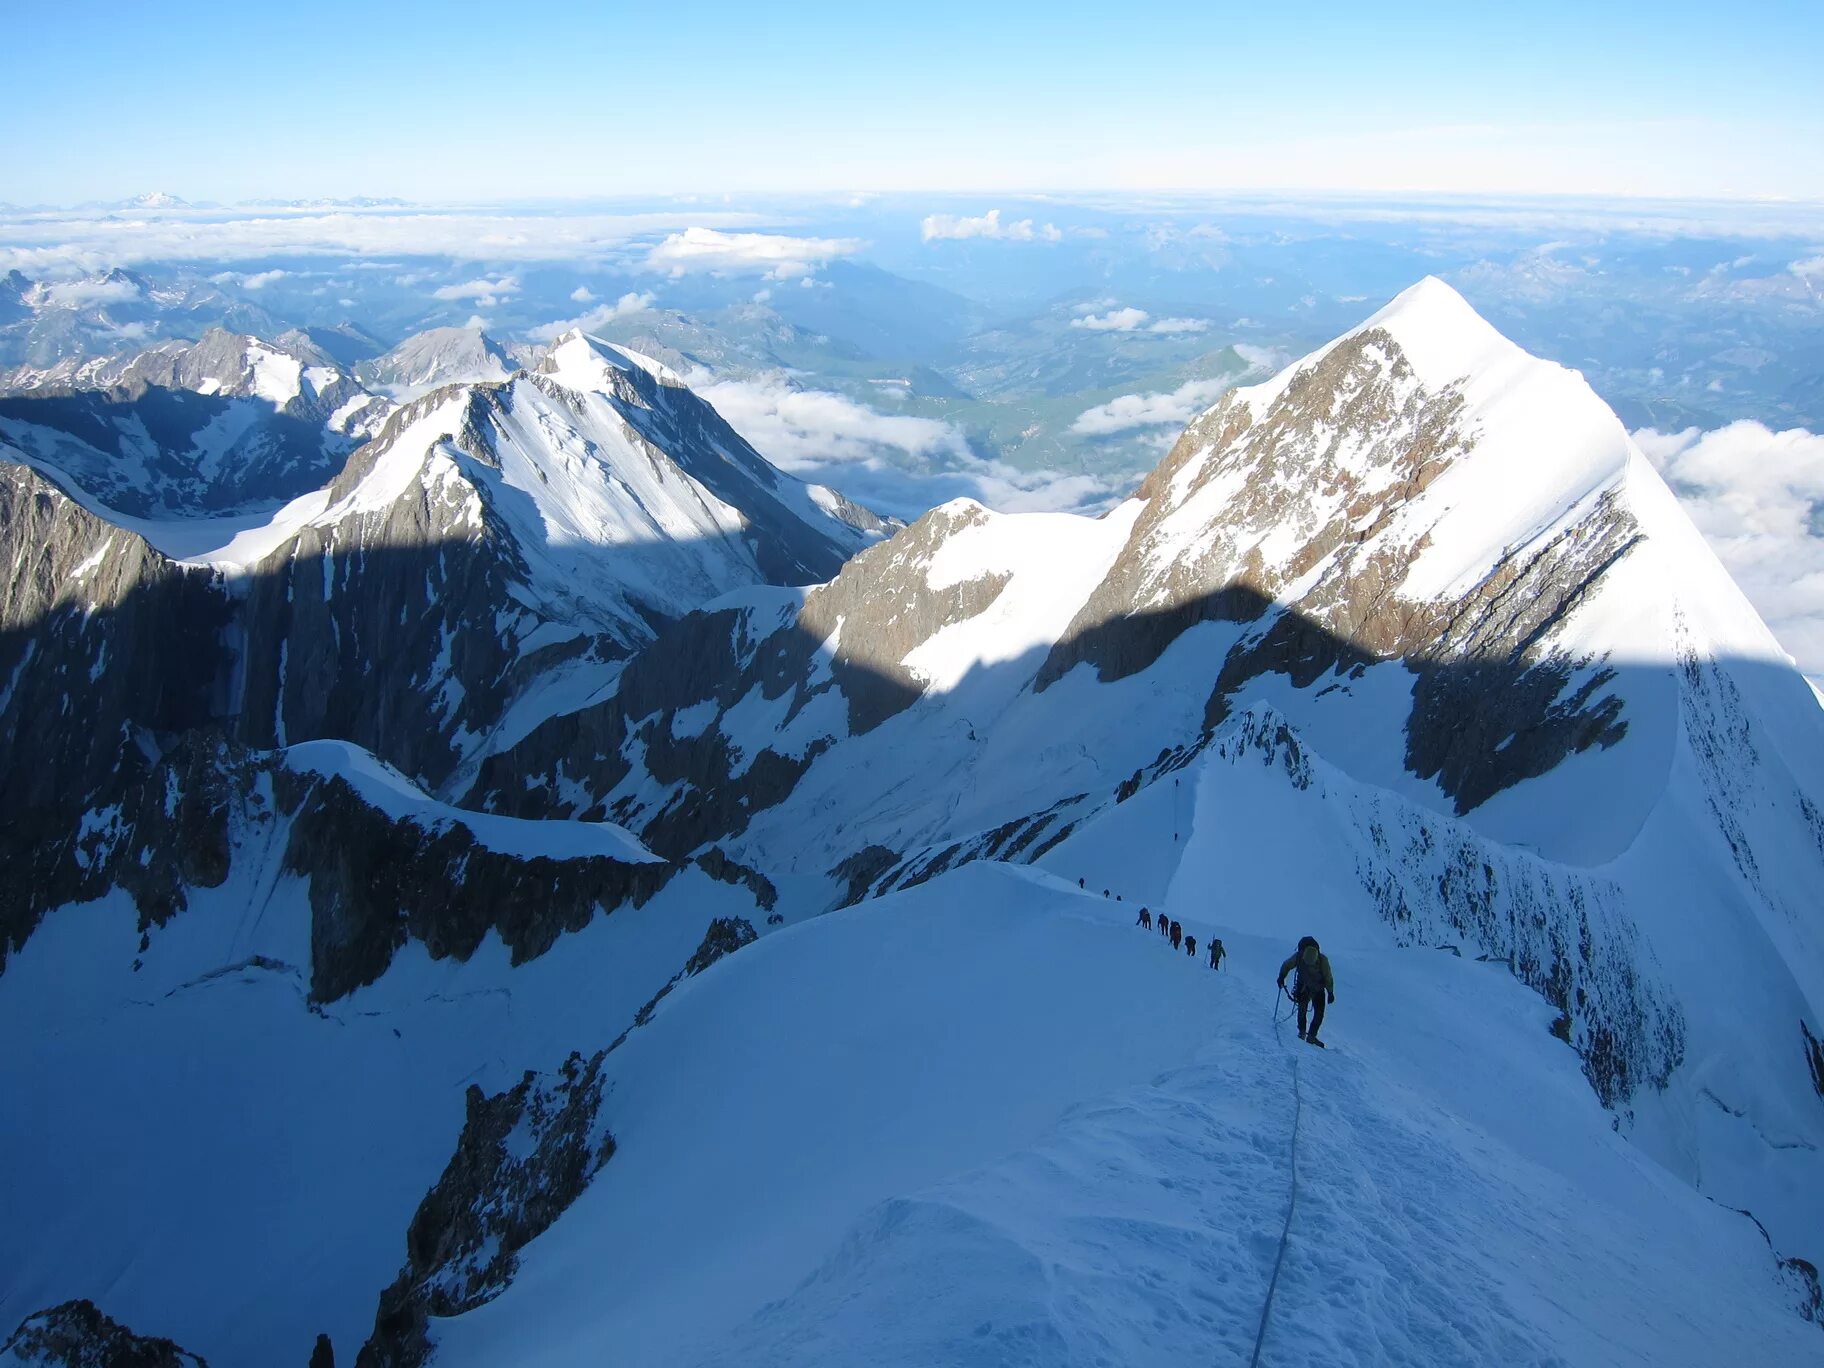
1248 988 1305 1368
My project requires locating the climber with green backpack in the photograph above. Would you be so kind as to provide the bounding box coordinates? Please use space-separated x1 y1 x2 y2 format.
1277 935 1335 1047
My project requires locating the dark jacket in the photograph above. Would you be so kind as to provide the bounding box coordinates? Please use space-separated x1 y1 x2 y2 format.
1278 945 1334 996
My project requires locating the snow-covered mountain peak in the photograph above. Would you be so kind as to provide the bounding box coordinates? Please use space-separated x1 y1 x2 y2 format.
537 329 686 394
357 326 514 397
1351 274 1517 388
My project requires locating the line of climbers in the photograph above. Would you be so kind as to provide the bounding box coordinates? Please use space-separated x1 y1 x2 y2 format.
1112 889 1335 1047
1135 904 1225 971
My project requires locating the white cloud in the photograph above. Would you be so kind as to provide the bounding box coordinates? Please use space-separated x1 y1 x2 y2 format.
462 313 490 330
569 284 596 303
643 227 863 280
1072 306 1151 332
33 276 142 307
1147 316 1209 334
919 208 1062 243
527 290 656 342
695 372 971 469
1232 343 1290 371
1067 303 1208 335
695 371 1123 519
432 274 519 304
0 205 772 273
1636 421 1824 680
209 267 288 290
1790 255 1824 280
1070 377 1233 435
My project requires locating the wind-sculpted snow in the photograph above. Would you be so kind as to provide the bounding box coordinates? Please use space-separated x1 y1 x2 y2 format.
416 867 1820 1368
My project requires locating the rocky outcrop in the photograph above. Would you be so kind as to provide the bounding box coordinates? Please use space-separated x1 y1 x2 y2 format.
1036 327 1637 816
234 389 587 789
1803 1020 1824 1101
0 464 233 969
273 765 676 1003
1 1300 207 1368
696 846 778 911
356 1051 618 1368
355 916 758 1368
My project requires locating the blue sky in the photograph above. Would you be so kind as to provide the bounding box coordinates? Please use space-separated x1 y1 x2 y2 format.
7 0 1823 203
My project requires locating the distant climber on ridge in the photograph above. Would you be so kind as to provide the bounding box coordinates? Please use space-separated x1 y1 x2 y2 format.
1159 913 1171 940
1169 920 1183 951
1185 934 1197 959
1277 935 1335 1047
1137 907 1153 930
1208 937 1225 971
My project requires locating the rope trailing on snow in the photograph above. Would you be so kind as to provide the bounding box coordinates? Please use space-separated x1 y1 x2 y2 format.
1248 989 1305 1368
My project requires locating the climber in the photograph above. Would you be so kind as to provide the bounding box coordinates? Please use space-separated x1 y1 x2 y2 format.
1170 920 1183 952
1159 913 1171 940
1208 937 1225 971
1137 907 1153 930
1185 934 1197 959
1277 935 1335 1047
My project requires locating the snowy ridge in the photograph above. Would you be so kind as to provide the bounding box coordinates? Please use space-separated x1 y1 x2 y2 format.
283 739 658 864
0 327 388 517
358 326 514 398
421 862 1820 1368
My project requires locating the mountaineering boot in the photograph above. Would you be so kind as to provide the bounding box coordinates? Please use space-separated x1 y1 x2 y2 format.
1305 1035 1326 1049
1296 1026 1307 1040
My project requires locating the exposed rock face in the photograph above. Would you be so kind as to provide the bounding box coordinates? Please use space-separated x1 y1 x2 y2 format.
0 328 384 516
356 1051 619 1368
355 917 758 1368
1214 707 1684 1104
0 465 233 968
232 352 885 791
1398 493 1637 811
274 765 675 1003
473 501 1012 853
1037 327 1635 815
696 846 779 911
1 1300 207 1368
1805 1021 1824 1101
233 386 569 789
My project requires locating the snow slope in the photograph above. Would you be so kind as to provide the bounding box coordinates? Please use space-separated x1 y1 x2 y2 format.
423 860 1818 1368
0 792 766 1365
